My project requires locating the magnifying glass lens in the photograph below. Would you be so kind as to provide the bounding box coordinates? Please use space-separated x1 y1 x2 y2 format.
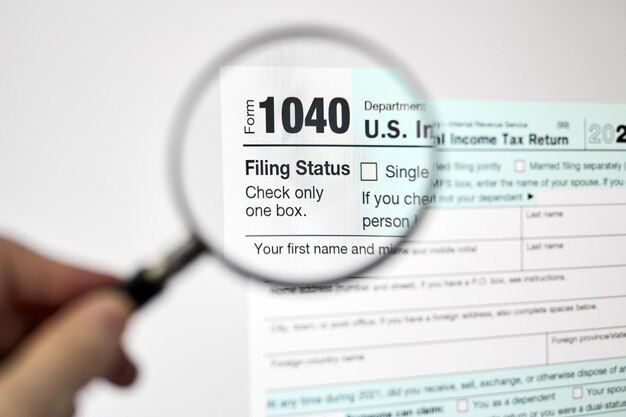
173 30 436 284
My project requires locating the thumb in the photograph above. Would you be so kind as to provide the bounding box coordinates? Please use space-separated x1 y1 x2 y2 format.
0 291 134 417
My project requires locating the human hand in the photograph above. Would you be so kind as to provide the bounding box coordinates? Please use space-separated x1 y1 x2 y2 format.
0 237 136 417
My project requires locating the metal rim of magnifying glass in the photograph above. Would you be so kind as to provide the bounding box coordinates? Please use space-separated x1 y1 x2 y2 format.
169 24 439 286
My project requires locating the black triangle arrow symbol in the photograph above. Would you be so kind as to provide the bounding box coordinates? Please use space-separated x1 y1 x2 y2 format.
527 193 534 200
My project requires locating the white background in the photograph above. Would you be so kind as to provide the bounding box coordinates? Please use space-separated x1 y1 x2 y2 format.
0 1 625 416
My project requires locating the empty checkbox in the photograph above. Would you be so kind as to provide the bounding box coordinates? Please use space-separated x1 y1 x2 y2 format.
514 160 526 173
360 162 378 181
456 399 468 413
573 387 583 399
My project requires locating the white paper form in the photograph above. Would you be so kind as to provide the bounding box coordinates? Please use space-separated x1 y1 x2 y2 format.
245 100 626 417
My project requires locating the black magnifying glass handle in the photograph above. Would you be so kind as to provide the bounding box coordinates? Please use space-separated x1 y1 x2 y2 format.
120 236 207 308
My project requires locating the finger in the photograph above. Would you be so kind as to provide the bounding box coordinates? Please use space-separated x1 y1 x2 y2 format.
0 291 133 417
103 346 138 387
0 237 116 306
0 309 27 356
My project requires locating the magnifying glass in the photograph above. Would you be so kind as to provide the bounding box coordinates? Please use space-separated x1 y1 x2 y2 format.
121 26 437 307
